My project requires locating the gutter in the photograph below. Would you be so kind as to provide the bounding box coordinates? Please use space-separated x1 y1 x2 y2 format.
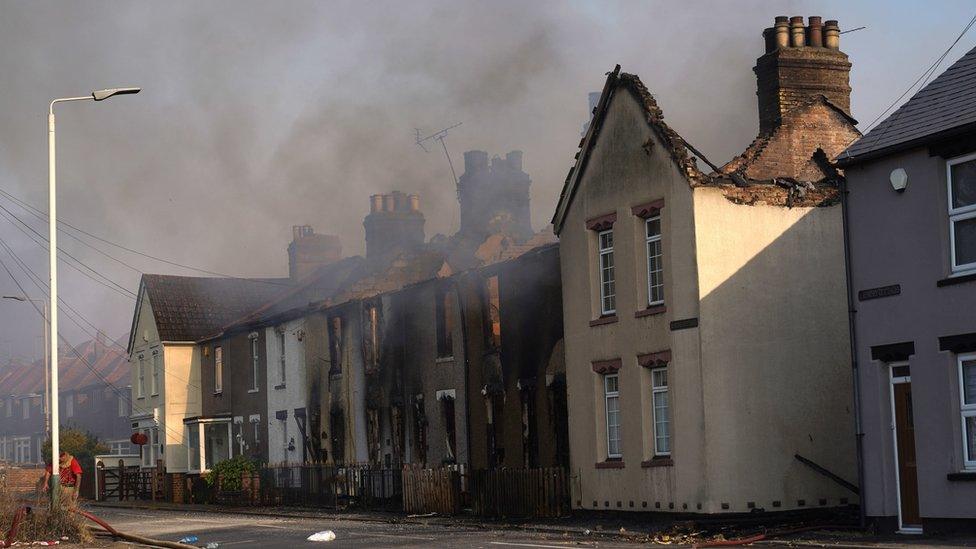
839 175 867 529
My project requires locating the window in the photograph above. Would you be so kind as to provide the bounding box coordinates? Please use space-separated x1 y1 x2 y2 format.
136 355 145 398
118 394 128 418
4 399 9 417
150 349 160 396
22 399 28 420
651 368 671 456
14 438 30 463
365 305 379 371
65 395 74 418
279 413 289 460
486 276 501 349
250 415 261 446
141 427 157 468
186 425 200 472
204 422 232 470
604 374 621 458
250 334 260 392
109 440 132 455
277 329 286 386
436 287 454 359
646 215 664 306
960 354 976 468
948 154 976 273
214 346 223 393
329 317 343 378
599 230 616 315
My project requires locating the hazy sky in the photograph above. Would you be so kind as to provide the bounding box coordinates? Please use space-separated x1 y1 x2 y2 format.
0 0 973 359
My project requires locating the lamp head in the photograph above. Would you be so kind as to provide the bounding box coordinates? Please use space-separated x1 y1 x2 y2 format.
92 87 141 101
2 296 26 302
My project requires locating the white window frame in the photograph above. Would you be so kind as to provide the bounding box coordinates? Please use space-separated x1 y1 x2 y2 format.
136 354 145 399
598 229 616 315
21 398 28 420
278 329 287 387
13 437 30 463
958 353 976 469
185 419 233 473
150 349 160 396
645 215 664 307
250 414 261 445
3 400 8 417
947 153 976 274
604 374 621 459
118 393 128 418
651 367 671 456
280 414 289 461
65 394 74 418
249 333 260 393
214 346 223 394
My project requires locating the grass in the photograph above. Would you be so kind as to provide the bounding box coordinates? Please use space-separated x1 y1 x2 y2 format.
0 487 93 545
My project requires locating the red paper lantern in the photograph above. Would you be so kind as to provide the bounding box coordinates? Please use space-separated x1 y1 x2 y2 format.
130 432 148 446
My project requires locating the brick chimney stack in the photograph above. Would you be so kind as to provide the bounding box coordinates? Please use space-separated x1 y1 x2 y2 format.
457 150 532 241
288 225 342 281
754 15 852 135
363 191 425 262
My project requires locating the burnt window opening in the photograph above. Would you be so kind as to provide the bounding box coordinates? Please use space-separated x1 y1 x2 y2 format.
390 405 404 467
329 405 345 465
364 304 380 373
520 382 539 468
413 395 428 466
329 316 343 379
485 393 505 468
440 393 457 464
485 276 502 349
436 287 455 359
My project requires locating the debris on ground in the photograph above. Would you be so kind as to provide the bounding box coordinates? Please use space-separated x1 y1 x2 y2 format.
306 530 336 542
406 512 437 518
177 535 198 544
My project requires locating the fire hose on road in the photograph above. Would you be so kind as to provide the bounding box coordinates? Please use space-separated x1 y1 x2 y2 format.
2 505 197 549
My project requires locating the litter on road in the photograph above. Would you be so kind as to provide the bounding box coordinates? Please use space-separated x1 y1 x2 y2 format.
306 531 336 542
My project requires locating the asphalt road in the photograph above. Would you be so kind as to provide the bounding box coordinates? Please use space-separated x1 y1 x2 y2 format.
87 506 644 548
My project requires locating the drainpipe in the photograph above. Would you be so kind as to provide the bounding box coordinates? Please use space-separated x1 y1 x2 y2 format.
840 175 867 529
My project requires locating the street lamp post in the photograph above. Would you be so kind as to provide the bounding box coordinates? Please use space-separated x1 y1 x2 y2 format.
48 87 139 505
2 296 49 434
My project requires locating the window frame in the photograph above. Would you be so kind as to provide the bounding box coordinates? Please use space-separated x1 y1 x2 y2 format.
136 354 145 399
65 394 74 418
150 349 160 396
214 346 223 394
249 333 260 393
958 352 976 469
277 329 287 387
604 374 622 459
947 153 976 275
598 229 616 315
645 215 665 307
650 367 671 456
21 398 28 420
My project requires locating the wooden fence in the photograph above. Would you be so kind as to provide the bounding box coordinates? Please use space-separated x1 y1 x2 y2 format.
402 467 461 516
470 467 569 518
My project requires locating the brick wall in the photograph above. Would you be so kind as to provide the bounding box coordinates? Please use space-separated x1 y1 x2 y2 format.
0 466 45 497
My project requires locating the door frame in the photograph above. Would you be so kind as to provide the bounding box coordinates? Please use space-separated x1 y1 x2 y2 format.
888 362 921 533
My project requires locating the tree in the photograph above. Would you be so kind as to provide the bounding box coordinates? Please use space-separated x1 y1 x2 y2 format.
41 429 109 465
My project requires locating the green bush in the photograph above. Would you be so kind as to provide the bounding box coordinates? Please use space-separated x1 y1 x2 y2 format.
204 455 257 491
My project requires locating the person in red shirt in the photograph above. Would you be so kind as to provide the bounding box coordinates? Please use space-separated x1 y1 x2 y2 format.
42 451 83 503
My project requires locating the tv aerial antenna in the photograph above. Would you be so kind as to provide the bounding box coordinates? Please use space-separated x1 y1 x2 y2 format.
415 122 462 186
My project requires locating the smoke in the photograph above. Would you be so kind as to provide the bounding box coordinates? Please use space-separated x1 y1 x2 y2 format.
0 0 973 358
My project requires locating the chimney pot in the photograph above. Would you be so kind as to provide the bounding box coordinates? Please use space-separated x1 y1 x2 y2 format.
774 16 790 49
370 194 383 213
789 16 805 47
824 20 840 49
382 194 395 212
506 150 523 172
292 225 301 240
463 150 489 174
808 16 823 47
409 194 420 212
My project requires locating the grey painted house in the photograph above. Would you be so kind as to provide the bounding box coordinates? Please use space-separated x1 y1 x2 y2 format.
839 46 976 534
